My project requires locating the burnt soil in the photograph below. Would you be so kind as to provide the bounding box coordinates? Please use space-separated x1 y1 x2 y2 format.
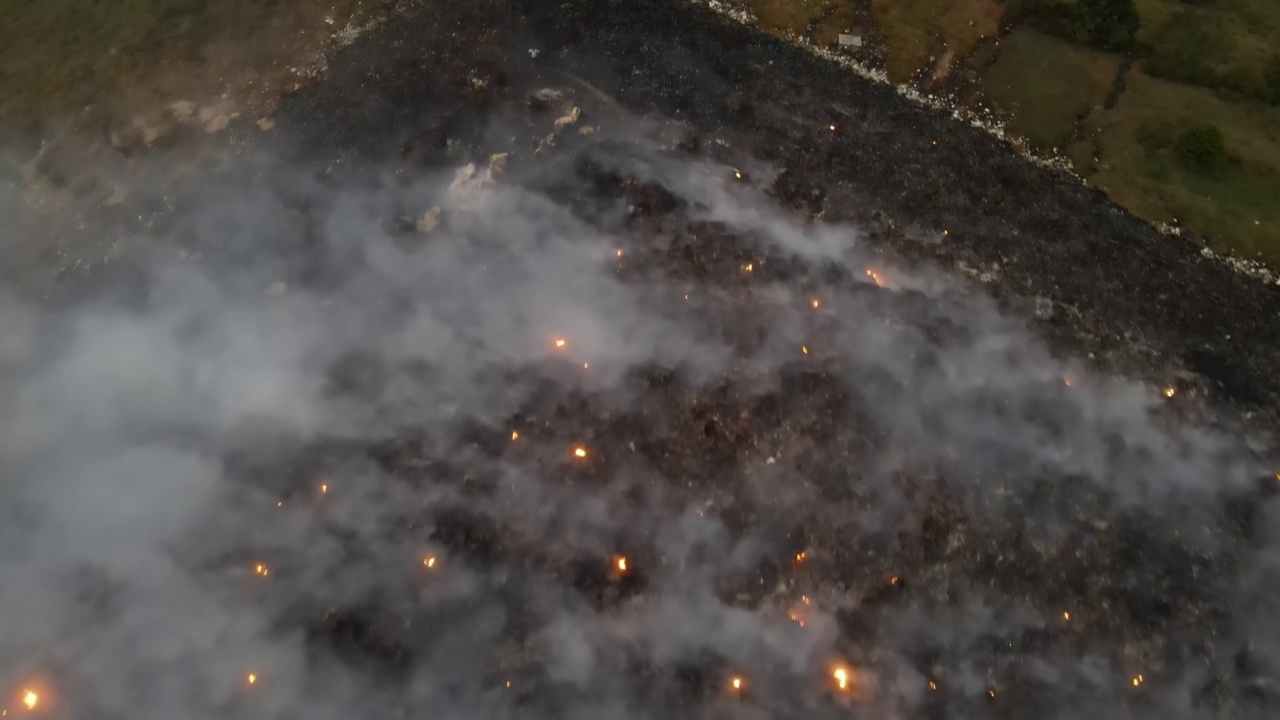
19 0 1280 717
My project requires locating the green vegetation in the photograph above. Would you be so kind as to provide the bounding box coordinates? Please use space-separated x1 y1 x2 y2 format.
980 28 1120 149
1014 0 1140 50
723 0 1280 263
0 0 372 130
1084 70 1280 259
868 0 1003 82
1176 123 1228 174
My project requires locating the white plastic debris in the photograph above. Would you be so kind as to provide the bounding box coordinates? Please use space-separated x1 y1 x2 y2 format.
838 34 862 47
528 48 540 59
554 106 582 133
417 207 443 234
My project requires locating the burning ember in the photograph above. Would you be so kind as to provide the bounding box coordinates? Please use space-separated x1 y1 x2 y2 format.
554 337 567 349
1163 387 1177 398
832 666 853 692
319 483 328 494
788 606 807 627
729 675 745 692
811 298 821 308
246 673 258 685
511 430 520 440
21 691 37 710
1063 611 1071 621
253 563 269 577
1131 675 1144 688
614 555 628 573
573 446 589 459
424 555 437 569
801 346 809 355
865 269 884 287
744 263 754 273
794 551 808 563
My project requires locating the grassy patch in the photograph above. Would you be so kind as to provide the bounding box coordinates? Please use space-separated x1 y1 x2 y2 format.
741 0 843 36
0 0 373 129
1085 69 1280 260
870 0 1004 82
980 27 1120 149
1135 0 1280 99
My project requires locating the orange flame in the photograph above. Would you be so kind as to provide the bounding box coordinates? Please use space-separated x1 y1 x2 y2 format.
554 338 567 349
254 563 269 577
21 691 37 710
247 673 258 685
424 555 437 569
615 555 628 573
573 447 588 459
729 675 745 691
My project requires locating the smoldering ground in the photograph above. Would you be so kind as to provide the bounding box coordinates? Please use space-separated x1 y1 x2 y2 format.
1 9 1279 720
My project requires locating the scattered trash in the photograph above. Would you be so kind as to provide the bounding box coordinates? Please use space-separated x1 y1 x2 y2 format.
199 107 233 133
838 34 862 48
417 207 443 234
487 152 510 182
170 100 196 123
103 185 126 207
554 106 582 133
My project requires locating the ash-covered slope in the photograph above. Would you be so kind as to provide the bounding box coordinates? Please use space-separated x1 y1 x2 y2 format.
1 1 1279 719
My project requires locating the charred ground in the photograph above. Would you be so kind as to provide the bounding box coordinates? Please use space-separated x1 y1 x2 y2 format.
6 0 1280 718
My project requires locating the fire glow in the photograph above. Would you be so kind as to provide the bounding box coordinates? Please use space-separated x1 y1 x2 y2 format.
832 666 853 692
573 446 588 459
254 563 269 577
614 555 628 573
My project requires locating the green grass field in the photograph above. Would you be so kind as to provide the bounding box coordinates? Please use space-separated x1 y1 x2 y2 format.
0 0 372 130
869 0 1003 82
1084 69 1280 260
980 27 1120 150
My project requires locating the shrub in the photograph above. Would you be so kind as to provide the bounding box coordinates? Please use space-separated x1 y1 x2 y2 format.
1146 9 1234 89
1175 123 1227 174
1013 0 1139 51
1265 54 1280 106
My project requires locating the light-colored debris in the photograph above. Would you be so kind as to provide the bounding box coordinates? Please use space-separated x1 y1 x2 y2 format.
535 132 557 155
578 125 598 137
417 207 443 234
257 118 276 131
838 34 862 47
533 88 564 104
170 100 196 123
554 106 582 133
487 152 510 182
103 185 127 207
199 107 232 133
132 116 166 146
